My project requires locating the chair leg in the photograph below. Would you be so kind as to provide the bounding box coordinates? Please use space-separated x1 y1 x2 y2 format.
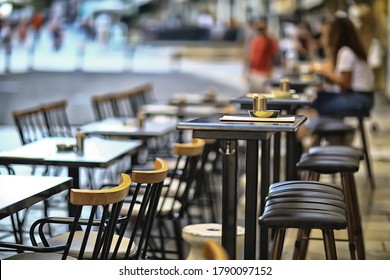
205 171 218 223
297 228 311 260
10 213 23 244
158 220 167 259
358 117 376 190
43 200 53 237
342 172 366 259
322 230 338 260
339 173 357 260
307 171 320 181
292 229 303 259
173 218 184 260
271 228 286 260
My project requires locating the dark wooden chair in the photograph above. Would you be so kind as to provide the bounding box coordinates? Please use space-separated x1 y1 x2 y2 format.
41 100 73 137
12 105 49 145
34 159 168 260
0 174 131 260
91 93 120 120
12 105 53 232
148 138 205 259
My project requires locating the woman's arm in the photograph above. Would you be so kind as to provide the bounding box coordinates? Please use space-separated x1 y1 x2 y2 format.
312 60 352 91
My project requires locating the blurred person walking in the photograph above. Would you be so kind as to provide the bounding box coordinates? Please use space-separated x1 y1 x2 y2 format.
246 16 279 92
31 11 44 43
50 17 64 51
16 18 28 45
1 20 12 73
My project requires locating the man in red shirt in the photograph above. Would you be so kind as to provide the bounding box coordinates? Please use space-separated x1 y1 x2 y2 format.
247 17 279 92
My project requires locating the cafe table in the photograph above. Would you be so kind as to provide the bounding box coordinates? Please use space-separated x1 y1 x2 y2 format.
0 137 142 214
177 113 307 260
141 104 223 143
79 117 177 140
231 93 311 181
79 117 178 162
0 175 72 243
231 92 312 114
140 103 221 119
168 92 231 107
267 75 322 93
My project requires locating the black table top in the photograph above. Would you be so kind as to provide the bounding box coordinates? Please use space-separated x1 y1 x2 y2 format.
0 137 142 168
177 113 307 140
0 175 72 219
141 103 221 118
168 93 231 107
80 117 177 138
231 94 312 111
268 73 322 87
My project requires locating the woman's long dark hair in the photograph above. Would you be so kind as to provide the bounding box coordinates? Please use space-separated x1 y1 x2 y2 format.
326 16 368 67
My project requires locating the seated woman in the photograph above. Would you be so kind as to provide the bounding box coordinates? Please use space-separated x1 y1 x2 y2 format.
297 11 375 141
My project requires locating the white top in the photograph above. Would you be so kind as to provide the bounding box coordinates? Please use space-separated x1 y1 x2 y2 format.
335 46 374 92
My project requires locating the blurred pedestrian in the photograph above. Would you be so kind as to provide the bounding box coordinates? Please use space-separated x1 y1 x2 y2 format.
31 11 44 43
16 18 28 45
1 20 12 72
246 16 279 92
50 18 64 51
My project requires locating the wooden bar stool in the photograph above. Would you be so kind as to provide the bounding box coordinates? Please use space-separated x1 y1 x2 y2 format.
311 114 375 190
259 181 347 260
182 223 245 260
308 145 364 160
296 153 365 259
312 118 355 146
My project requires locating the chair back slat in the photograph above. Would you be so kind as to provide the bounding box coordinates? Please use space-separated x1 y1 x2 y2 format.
92 93 120 120
41 100 73 137
62 173 131 260
110 158 168 259
13 106 50 144
91 84 155 120
160 139 205 216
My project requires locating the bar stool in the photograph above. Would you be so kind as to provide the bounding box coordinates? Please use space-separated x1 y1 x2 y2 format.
182 223 245 260
296 153 365 259
312 118 355 146
259 181 347 260
308 145 364 160
311 114 375 190
344 113 376 190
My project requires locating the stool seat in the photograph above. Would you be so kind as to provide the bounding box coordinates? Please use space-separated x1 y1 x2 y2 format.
297 153 360 173
296 152 366 260
258 181 347 260
182 223 245 239
182 223 245 260
313 119 355 136
308 145 364 160
311 114 375 190
334 110 370 118
260 201 347 230
268 181 344 198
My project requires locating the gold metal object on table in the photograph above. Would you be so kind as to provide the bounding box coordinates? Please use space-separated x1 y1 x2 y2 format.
253 94 267 112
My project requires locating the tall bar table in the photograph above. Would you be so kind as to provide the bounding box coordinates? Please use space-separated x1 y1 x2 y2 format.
231 95 311 181
177 113 306 259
